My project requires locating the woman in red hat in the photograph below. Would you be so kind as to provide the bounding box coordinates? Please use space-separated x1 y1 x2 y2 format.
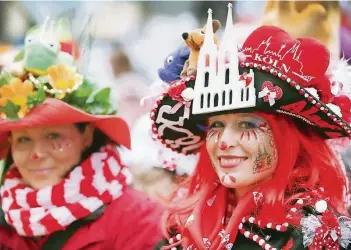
0 21 163 250
153 5 351 250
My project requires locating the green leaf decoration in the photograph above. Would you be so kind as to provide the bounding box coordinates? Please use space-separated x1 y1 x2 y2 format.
93 87 110 103
75 87 93 99
65 79 94 108
0 71 13 87
14 49 25 62
85 102 113 115
63 77 116 115
0 100 20 120
27 88 46 109
84 87 114 115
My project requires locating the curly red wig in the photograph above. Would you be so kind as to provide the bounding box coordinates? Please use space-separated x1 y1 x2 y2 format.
161 112 349 249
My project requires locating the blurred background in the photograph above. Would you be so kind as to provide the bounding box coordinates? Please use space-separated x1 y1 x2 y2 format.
0 1 266 91
0 1 351 204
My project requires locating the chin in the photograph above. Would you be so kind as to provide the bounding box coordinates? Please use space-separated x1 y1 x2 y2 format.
28 178 61 190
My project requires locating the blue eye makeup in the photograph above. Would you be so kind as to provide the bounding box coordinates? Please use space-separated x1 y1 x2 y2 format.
238 118 264 130
196 124 211 132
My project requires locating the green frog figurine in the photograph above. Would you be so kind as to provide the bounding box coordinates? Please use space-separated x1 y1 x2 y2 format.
15 21 74 76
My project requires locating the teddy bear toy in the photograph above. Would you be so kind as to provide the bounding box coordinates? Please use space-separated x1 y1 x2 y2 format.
181 20 221 77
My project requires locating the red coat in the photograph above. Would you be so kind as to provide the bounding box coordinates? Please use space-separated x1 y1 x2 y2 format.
0 187 164 250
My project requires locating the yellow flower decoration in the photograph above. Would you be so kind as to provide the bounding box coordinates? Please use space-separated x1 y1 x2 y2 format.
0 78 36 118
47 64 83 99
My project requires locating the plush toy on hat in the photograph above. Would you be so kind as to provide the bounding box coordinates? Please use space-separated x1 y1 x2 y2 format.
12 18 75 77
181 18 221 77
158 45 190 83
0 17 130 156
151 5 351 156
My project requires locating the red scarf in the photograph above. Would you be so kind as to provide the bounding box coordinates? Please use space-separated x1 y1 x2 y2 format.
0 145 132 237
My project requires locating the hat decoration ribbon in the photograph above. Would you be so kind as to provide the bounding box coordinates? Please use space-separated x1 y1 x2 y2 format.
168 76 195 120
258 81 283 106
301 212 351 249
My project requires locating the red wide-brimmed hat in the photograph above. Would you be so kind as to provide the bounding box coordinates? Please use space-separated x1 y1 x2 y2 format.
0 98 130 159
0 19 130 158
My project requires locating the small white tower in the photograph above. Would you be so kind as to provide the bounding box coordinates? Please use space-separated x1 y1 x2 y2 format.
194 9 218 109
192 5 256 115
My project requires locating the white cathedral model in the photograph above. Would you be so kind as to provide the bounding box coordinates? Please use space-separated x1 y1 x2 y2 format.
192 4 257 115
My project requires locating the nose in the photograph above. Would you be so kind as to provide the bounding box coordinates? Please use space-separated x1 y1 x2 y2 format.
218 127 240 149
31 140 48 159
182 32 189 40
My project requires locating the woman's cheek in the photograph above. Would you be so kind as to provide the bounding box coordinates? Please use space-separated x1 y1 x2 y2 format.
49 137 74 153
11 148 30 167
249 130 276 174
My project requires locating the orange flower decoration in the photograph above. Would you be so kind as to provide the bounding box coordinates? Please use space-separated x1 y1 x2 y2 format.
0 78 35 117
47 64 83 99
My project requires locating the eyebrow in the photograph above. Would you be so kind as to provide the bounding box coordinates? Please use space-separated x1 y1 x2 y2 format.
239 115 263 120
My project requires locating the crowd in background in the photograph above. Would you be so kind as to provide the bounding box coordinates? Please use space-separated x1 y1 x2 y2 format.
0 0 351 205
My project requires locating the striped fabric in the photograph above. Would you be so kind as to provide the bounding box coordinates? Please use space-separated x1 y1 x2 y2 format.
0 145 132 237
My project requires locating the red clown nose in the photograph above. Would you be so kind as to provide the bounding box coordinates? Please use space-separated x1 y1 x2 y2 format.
219 141 228 150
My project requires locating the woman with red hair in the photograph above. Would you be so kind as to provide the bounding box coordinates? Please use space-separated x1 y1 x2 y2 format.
152 5 351 250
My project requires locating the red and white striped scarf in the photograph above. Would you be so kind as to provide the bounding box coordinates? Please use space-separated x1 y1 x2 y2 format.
0 145 133 237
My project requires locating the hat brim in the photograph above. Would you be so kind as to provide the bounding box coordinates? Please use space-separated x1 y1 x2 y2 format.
151 67 351 155
0 98 130 159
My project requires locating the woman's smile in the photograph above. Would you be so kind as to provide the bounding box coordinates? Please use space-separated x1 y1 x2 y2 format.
28 166 56 175
206 113 278 189
218 155 248 169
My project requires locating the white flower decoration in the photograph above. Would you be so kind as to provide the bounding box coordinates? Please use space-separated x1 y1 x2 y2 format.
315 200 328 213
326 103 343 118
329 57 351 97
305 87 320 100
181 87 195 101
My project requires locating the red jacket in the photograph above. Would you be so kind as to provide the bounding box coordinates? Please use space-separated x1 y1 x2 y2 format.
0 187 164 250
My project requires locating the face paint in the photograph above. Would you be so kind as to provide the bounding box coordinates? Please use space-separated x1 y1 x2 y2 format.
50 137 73 153
10 124 91 190
218 141 228 150
258 123 268 133
220 173 237 186
206 129 222 143
253 143 272 173
252 122 276 174
207 113 278 189
31 153 39 160
197 124 211 131
240 130 259 142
